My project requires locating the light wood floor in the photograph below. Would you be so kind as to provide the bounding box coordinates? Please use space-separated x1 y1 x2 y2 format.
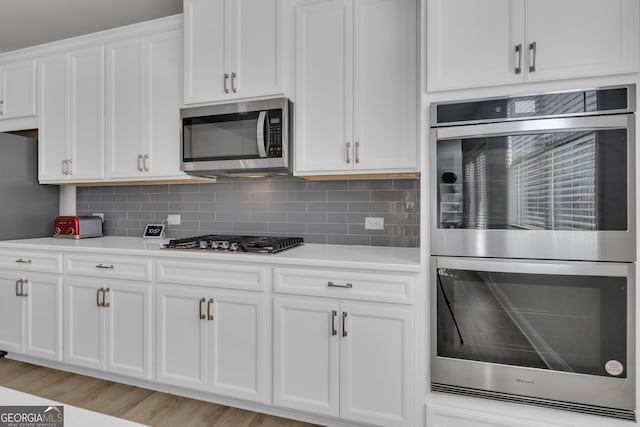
0 358 319 427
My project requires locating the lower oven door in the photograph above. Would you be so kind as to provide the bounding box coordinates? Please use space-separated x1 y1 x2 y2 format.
431 256 636 419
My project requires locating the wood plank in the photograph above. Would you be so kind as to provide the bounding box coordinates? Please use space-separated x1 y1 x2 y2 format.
0 359 319 427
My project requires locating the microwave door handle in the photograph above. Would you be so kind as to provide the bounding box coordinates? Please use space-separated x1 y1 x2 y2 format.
256 111 268 158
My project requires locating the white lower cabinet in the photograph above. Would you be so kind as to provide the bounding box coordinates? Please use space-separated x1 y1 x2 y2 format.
273 296 412 427
156 284 266 403
64 277 152 380
0 271 62 360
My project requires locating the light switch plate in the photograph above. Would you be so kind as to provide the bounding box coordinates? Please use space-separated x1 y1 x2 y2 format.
365 217 384 230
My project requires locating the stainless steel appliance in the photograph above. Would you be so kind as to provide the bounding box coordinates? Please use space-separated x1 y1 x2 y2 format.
431 85 636 261
0 132 59 240
431 256 636 420
163 235 304 254
181 98 292 178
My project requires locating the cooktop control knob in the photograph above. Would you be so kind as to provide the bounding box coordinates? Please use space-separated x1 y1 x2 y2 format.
199 240 208 249
229 242 239 251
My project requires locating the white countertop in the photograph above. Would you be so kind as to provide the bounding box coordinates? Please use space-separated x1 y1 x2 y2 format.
0 237 422 272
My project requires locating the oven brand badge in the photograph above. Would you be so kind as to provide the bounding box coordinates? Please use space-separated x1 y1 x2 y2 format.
516 378 535 385
605 360 624 376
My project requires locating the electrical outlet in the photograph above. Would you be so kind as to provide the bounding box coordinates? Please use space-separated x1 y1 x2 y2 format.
365 217 384 230
167 215 181 225
92 213 104 221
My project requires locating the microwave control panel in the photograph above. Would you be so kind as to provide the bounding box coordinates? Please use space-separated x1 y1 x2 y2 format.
268 112 283 157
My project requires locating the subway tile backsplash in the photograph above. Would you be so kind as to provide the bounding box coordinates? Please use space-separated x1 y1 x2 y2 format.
76 177 420 247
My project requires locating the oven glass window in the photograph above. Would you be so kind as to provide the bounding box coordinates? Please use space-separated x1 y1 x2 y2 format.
436 268 627 378
436 128 627 230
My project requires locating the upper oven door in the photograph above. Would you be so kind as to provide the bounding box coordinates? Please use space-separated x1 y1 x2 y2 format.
431 114 636 261
181 98 289 174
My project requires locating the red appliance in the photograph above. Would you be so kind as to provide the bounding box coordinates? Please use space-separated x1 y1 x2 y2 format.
53 216 103 239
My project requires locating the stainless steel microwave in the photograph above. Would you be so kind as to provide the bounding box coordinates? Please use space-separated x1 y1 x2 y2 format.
181 98 292 178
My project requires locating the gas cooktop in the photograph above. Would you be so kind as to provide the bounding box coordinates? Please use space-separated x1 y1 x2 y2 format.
163 235 304 254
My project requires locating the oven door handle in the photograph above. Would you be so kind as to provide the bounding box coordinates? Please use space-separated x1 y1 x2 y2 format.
435 114 633 140
256 111 268 158
435 257 631 277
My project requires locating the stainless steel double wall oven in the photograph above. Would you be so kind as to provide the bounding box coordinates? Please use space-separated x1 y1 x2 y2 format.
430 85 637 420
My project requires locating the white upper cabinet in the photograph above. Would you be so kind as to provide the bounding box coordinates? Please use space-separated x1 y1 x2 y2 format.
38 16 189 184
294 0 417 176
38 46 105 183
106 30 185 179
526 0 640 82
427 0 640 91
184 0 283 104
0 59 37 120
427 0 523 91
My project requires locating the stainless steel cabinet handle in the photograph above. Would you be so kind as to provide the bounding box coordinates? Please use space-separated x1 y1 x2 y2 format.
16 259 32 264
231 72 237 93
199 297 206 320
224 73 230 94
97 288 103 307
0 100 3 115
345 142 351 164
342 312 348 337
514 43 522 74
207 298 214 321
529 41 537 72
103 288 110 307
354 142 360 164
328 281 353 289
137 154 143 172
331 310 337 336
62 160 67 175
143 154 150 172
15 279 22 296
67 159 73 175
96 264 114 269
21 279 29 297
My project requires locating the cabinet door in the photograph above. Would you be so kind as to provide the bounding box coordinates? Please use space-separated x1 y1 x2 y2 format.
340 304 412 427
156 285 207 391
427 0 525 91
104 282 152 380
353 0 417 171
38 54 69 182
64 278 103 370
0 273 24 353
68 46 105 180
207 291 266 403
24 275 63 361
526 0 640 81
273 297 340 417
0 60 37 120
184 0 227 104
105 39 144 179
228 0 281 98
294 0 354 174
143 30 186 178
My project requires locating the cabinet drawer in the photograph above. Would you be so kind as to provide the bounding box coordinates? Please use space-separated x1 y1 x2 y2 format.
65 254 153 282
157 259 267 291
274 267 415 304
0 249 62 273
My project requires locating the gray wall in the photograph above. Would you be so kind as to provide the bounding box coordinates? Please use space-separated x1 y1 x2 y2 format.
76 177 420 247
